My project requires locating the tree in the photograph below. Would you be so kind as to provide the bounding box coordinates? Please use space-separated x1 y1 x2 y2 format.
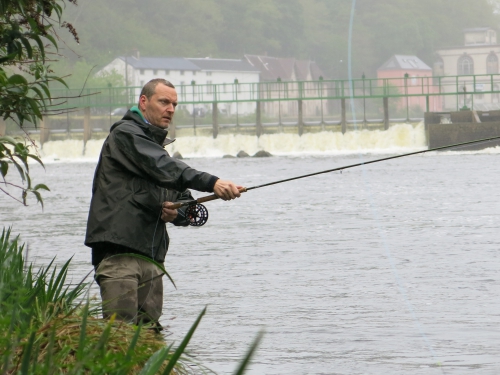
0 0 77 206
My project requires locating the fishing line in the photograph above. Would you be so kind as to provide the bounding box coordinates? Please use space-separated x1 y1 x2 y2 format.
346 2 445 372
169 135 500 214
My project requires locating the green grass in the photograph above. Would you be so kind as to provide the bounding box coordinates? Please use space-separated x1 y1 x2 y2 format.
0 227 262 374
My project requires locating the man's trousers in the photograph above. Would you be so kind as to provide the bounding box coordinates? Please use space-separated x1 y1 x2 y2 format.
95 254 164 328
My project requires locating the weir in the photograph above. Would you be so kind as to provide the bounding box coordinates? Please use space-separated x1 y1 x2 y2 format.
38 123 427 160
5 74 500 151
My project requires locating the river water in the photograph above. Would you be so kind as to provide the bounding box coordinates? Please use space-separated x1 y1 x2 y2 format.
1 125 500 374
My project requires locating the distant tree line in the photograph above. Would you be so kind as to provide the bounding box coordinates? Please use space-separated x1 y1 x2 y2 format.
59 0 498 81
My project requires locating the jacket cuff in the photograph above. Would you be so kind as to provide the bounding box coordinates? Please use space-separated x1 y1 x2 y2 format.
208 176 219 192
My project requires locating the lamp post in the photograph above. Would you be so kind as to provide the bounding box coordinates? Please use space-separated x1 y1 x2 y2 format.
362 73 366 128
277 77 282 130
319 76 324 131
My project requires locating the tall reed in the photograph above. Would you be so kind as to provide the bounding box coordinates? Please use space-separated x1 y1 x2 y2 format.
0 228 261 374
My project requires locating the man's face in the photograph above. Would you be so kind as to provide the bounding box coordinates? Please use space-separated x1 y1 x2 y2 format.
139 84 178 129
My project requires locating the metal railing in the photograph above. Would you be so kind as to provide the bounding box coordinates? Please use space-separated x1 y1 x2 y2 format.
47 74 500 110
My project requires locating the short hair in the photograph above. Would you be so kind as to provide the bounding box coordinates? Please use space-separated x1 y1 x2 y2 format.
139 79 175 100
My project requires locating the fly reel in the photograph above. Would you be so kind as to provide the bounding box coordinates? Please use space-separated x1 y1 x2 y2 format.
185 203 209 226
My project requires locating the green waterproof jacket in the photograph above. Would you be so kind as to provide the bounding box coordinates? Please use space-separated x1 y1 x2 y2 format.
85 109 218 263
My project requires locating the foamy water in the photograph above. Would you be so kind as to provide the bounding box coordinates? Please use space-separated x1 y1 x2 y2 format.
37 123 428 162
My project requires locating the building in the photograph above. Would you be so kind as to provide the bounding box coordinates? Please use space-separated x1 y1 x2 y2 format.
377 55 441 112
435 28 500 110
244 54 326 118
98 53 260 114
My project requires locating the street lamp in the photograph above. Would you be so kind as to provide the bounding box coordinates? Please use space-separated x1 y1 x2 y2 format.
277 77 282 130
319 76 324 130
362 73 366 128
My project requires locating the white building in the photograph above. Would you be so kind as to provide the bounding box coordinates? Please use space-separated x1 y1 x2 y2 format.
435 27 500 110
98 54 260 114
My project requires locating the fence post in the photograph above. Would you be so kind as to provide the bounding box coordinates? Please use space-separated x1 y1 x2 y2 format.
298 99 304 136
40 116 50 146
341 98 346 134
256 101 263 137
383 97 389 130
212 102 219 139
83 107 91 147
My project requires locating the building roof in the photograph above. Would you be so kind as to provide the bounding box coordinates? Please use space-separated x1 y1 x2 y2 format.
244 54 325 81
463 27 494 33
119 56 201 71
378 55 432 71
245 55 294 81
187 58 260 72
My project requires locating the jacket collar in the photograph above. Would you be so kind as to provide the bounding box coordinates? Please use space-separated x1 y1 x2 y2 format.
113 107 175 147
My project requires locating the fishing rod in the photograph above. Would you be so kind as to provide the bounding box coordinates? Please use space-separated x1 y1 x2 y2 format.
169 135 500 226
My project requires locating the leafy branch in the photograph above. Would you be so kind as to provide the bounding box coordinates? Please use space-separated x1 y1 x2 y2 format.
0 0 78 206
0 135 49 206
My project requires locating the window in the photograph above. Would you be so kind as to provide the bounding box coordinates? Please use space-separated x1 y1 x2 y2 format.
153 69 157 75
193 71 196 76
165 70 170 75
140 69 145 75
207 71 212 76
180 70 185 75
458 55 474 75
487 53 498 74
140 80 144 86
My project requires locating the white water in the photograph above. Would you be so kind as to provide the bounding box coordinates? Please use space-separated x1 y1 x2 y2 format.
38 123 428 162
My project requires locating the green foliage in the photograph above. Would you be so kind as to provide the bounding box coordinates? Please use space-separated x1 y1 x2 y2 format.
60 0 498 78
51 59 125 89
0 0 74 126
0 228 263 374
0 135 49 206
0 0 78 205
0 227 191 374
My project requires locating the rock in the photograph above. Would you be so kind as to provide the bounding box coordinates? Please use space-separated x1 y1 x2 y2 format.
253 150 273 157
172 151 183 159
237 150 250 158
223 154 236 158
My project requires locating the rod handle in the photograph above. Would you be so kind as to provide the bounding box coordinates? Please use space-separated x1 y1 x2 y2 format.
165 187 247 209
197 186 247 203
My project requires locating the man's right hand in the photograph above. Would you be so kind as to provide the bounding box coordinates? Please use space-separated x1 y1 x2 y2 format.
213 179 242 200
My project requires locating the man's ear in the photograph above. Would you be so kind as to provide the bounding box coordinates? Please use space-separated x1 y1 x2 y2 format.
139 95 147 111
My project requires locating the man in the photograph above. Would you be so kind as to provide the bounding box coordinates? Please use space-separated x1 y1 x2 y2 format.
85 78 241 329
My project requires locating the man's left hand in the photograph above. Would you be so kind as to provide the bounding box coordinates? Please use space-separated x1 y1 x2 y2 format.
161 202 178 222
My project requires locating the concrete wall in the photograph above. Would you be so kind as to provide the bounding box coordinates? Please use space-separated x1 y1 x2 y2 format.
426 110 500 150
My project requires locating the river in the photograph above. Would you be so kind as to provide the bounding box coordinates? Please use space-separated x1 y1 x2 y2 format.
1 125 500 374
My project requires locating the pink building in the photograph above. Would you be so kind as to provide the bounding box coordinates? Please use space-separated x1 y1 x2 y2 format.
377 55 441 112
